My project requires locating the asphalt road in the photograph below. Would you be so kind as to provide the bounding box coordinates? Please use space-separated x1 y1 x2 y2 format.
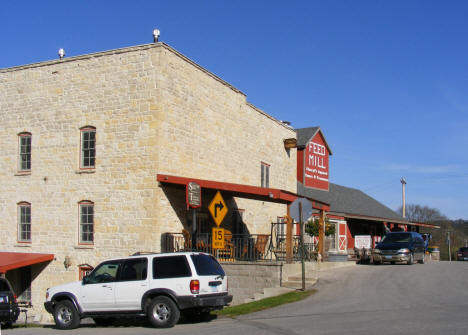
4 261 468 335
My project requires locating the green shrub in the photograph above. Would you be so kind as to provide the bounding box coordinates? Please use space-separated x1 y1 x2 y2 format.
305 218 335 237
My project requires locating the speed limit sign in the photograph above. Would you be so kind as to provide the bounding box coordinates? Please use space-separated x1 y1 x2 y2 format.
212 228 225 249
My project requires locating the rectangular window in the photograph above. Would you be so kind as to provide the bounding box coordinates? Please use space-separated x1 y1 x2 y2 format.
261 162 270 188
80 203 94 244
153 256 191 279
81 129 96 168
86 261 119 284
18 203 31 242
190 254 225 276
119 258 148 282
19 134 31 171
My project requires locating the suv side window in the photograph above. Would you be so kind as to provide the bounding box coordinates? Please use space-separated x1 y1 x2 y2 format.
153 256 191 279
119 258 147 282
191 254 225 276
86 260 120 284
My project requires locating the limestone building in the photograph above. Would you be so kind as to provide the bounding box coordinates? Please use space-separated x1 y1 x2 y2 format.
0 42 315 318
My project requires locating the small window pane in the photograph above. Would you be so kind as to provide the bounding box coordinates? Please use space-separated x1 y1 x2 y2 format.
261 163 270 188
18 204 31 242
81 129 96 168
153 256 191 279
80 204 94 243
19 135 31 171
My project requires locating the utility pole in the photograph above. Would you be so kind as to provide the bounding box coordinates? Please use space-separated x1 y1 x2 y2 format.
400 178 406 218
447 231 452 262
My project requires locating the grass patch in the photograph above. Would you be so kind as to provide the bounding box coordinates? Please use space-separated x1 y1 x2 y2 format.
215 289 316 318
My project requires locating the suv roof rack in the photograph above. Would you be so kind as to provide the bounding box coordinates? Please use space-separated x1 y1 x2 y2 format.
131 251 158 256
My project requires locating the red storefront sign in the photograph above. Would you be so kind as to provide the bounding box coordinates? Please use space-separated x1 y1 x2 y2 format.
304 133 329 191
186 181 201 209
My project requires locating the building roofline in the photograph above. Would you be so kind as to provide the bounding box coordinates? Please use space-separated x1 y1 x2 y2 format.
1 42 294 131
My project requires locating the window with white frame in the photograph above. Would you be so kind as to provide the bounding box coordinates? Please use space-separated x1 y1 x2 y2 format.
18 202 31 242
79 201 94 244
80 127 96 169
261 162 270 188
18 133 32 171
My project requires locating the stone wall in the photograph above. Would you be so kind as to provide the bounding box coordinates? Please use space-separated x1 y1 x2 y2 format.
221 262 283 305
154 45 295 235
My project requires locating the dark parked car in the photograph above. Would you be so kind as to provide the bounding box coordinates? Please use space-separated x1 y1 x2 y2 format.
372 232 426 265
0 277 20 328
457 247 468 261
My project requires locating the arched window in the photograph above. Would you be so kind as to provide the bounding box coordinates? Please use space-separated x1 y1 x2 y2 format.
79 200 94 244
17 201 31 242
80 126 96 169
18 132 32 171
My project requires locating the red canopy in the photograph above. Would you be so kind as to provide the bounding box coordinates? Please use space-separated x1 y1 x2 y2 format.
157 174 330 210
0 252 54 273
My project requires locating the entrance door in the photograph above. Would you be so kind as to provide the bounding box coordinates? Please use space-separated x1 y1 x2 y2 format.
338 222 347 252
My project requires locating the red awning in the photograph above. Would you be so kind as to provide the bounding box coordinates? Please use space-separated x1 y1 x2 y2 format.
157 174 330 211
0 252 54 274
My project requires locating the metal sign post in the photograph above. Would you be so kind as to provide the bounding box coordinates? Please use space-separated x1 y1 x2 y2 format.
299 202 305 291
290 198 312 291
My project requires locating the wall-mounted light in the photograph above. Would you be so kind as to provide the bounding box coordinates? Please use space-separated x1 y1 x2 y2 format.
283 138 297 149
64 256 72 269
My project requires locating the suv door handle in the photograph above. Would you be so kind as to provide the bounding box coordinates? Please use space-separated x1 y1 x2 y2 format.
102 285 112 289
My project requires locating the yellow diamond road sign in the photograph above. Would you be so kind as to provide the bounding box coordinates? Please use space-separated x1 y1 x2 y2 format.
208 191 227 227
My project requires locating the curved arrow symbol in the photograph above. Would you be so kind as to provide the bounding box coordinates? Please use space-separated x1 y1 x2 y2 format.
214 202 224 217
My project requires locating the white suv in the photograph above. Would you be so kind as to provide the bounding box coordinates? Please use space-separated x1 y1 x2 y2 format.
44 252 232 329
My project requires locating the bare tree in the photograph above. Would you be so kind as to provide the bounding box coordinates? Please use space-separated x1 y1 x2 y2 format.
397 204 447 223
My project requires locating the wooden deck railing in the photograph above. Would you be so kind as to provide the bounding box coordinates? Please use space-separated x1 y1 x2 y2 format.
164 233 316 262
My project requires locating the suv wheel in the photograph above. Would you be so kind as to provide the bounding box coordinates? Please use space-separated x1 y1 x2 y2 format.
147 296 180 328
53 300 80 329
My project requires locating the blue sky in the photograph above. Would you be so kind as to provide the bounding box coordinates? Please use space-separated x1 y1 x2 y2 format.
2 1 467 219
